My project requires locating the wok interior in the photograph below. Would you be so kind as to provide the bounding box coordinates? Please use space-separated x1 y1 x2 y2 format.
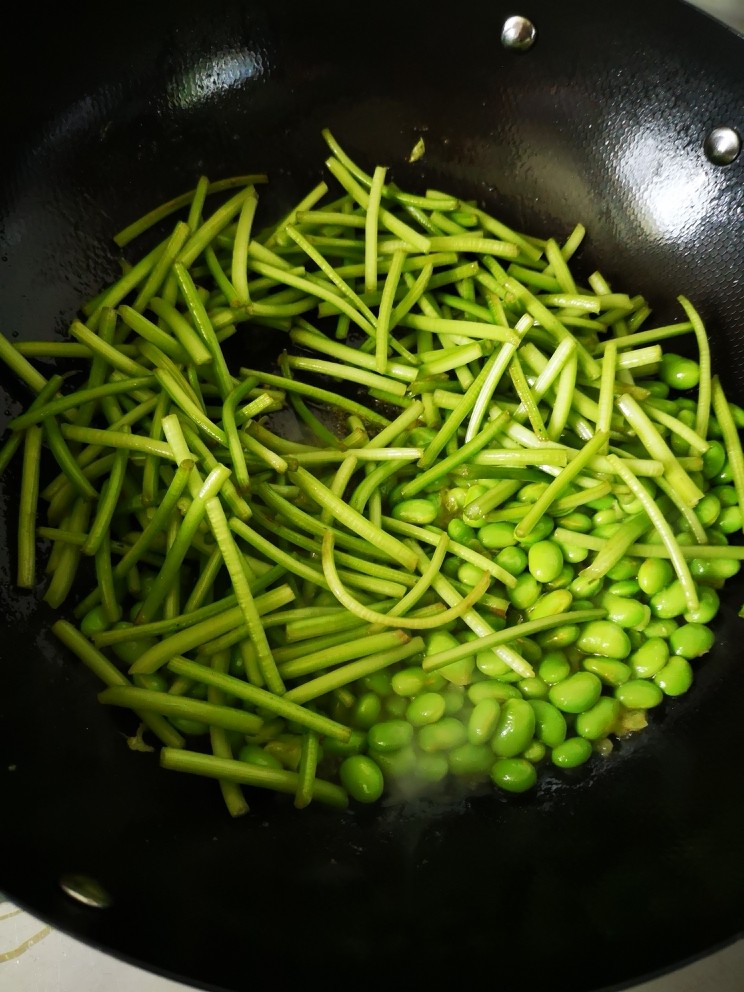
1 1 744 989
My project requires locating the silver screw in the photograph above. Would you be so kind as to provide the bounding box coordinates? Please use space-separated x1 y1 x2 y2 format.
501 15 537 52
59 873 112 909
704 126 741 166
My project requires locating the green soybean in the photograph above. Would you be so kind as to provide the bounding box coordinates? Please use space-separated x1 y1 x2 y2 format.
468 698 501 745
615 679 664 709
576 620 631 659
508 573 542 610
669 622 715 659
528 699 567 747
528 540 564 583
581 657 631 687
551 737 593 769
491 698 536 757
576 697 621 740
629 638 669 679
548 672 602 713
406 692 447 727
339 754 384 802
537 650 571 685
418 717 468 752
449 743 494 776
654 656 694 696
367 719 414 752
490 757 537 793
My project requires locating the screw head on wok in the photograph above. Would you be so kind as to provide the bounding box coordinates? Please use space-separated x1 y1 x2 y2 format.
501 15 537 52
704 125 741 165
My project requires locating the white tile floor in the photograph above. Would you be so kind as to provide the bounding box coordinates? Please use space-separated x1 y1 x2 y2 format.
2 1 742 990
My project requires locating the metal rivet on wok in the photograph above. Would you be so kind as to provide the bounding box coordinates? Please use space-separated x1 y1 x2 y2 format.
704 126 741 166
59 873 112 909
501 15 537 52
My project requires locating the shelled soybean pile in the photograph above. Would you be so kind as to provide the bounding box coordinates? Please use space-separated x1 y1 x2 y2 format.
2 129 744 813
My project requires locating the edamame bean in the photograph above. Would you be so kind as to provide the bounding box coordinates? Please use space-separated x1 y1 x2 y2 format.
352 691 383 729
468 681 521 704
169 717 209 735
582 657 631 687
691 557 741 583
536 624 581 649
362 671 392 696
391 667 427 697
569 574 603 600
577 620 631 659
391 498 438 525
323 729 367 757
703 440 727 479
427 630 475 686
537 650 571 685
593 507 622 528
406 692 447 727
593 522 622 540
522 741 546 763
448 518 477 544
374 745 418 780
575 697 621 740
418 717 468 752
264 737 302 770
638 558 674 597
495 546 528 576
491 698 536 757
599 593 650 631
560 542 590 564
480 521 517 549
512 636 543 665
468 698 501 745
527 588 573 620
384 694 409 719
518 482 551 503
683 585 719 624
669 622 715 659
475 647 512 679
458 562 489 587
528 541 564 583
414 752 449 783
518 677 550 700
547 564 575 590
654 656 693 696
643 618 679 639
630 637 669 678
449 743 494 776
490 757 537 792
660 353 700 390
443 685 467 715
606 557 639 582
712 483 738 507
650 580 689 619
557 512 592 532
238 743 284 770
368 719 414 752
518 516 554 546
615 679 664 709
80 605 108 637
551 736 593 768
508 573 542 610
717 505 743 534
694 494 721 528
606 580 640 599
528 699 567 747
548 672 602 713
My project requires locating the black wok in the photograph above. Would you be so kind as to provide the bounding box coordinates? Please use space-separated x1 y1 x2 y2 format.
1 1 743 989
